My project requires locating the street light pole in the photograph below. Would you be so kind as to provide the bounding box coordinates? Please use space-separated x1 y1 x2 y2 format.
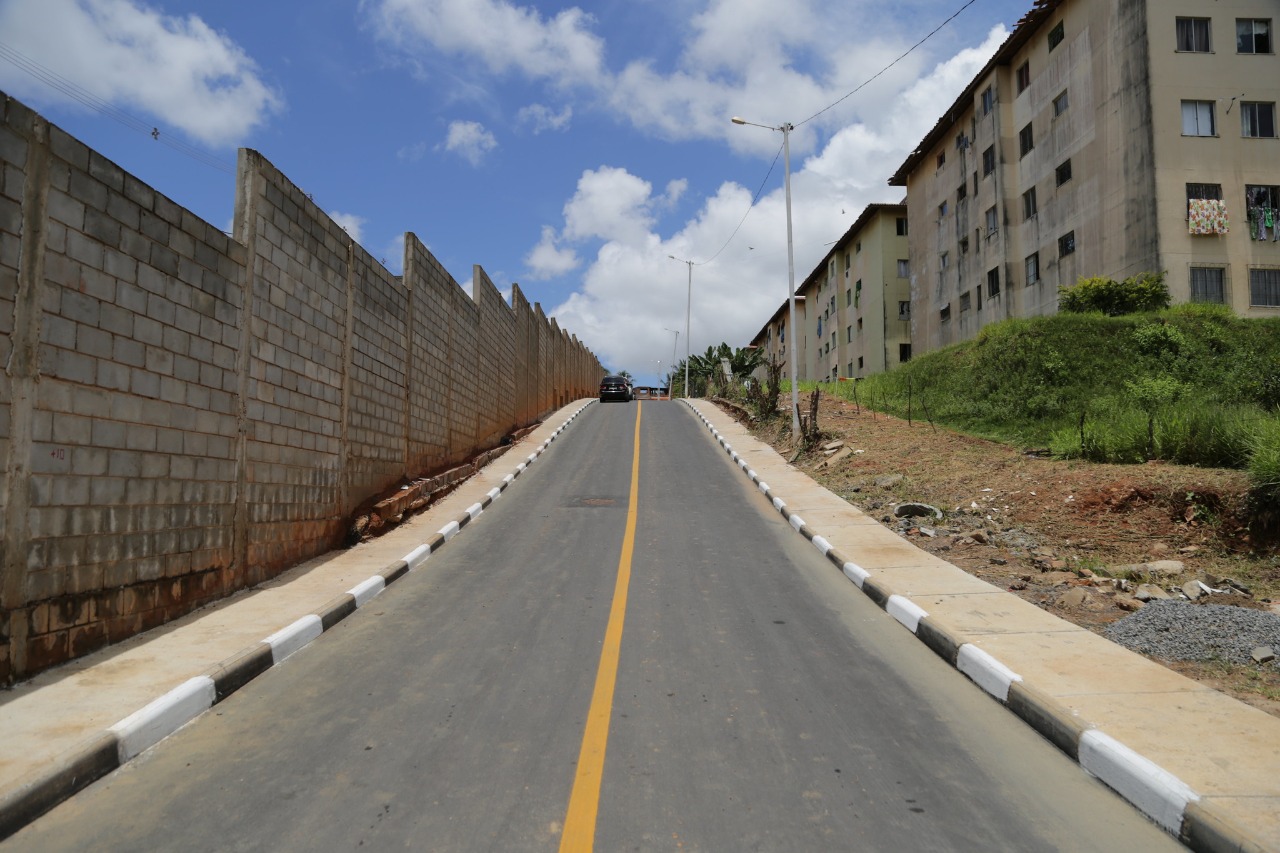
663 327 679 398
731 116 801 436
667 255 694 399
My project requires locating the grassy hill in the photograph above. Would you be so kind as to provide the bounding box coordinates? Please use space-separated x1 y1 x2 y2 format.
813 304 1280 509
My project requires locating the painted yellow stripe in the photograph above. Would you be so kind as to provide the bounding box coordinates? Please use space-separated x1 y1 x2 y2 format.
559 403 642 852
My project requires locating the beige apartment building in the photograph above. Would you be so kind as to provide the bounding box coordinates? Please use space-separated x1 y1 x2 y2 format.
751 204 912 382
890 0 1279 354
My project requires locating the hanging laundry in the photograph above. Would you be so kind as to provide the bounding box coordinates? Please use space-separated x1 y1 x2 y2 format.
1188 198 1229 235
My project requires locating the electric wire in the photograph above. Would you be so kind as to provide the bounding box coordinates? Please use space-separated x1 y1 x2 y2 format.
0 40 236 175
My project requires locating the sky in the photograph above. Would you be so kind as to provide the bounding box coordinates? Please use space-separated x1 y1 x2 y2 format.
0 0 1034 385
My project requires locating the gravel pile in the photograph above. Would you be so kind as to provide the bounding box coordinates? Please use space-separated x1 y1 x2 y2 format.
1104 600 1280 667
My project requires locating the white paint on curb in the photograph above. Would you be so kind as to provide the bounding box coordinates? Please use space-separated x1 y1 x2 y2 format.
886 595 928 633
758 481 769 494
466 502 484 520
109 676 216 762
503 474 515 485
788 514 804 532
1078 730 1199 834
957 644 1023 702
772 497 786 512
348 576 385 608
405 542 432 568
265 614 324 664
811 535 832 556
842 561 869 588
438 522 461 543
487 487 502 502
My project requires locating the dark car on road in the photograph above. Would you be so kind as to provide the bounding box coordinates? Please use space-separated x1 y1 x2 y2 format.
599 375 632 402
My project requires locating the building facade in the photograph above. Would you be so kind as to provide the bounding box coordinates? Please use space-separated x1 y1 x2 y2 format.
890 0 1279 354
751 204 912 383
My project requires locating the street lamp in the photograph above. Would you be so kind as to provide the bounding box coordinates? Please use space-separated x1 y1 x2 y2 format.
667 255 694 399
731 116 800 436
663 327 679 398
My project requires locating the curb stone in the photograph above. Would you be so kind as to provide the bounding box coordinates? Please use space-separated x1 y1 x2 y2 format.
0 401 595 842
680 398 1271 853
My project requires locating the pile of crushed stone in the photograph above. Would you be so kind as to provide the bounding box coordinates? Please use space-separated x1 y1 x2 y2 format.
1104 600 1280 667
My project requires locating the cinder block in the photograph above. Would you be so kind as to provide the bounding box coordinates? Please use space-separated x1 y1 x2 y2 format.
47 188 85 229
130 367 160 398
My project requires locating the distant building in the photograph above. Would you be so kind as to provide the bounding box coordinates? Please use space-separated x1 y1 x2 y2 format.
750 203 912 382
749 293 806 384
889 0 1280 355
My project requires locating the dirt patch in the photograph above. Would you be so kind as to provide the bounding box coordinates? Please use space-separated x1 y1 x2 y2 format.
728 392 1280 718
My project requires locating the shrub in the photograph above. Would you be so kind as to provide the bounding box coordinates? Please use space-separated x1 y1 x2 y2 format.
1059 271 1170 316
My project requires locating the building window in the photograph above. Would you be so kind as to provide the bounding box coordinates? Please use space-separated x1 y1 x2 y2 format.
960 291 971 312
1249 268 1280 307
1186 182 1223 217
846 288 851 306
957 182 967 201
846 325 852 343
955 133 968 150
1048 20 1065 50
958 236 969 255
982 146 996 176
857 357 864 370
937 151 946 169
1247 185 1280 213
985 205 998 235
981 85 994 115
896 217 908 236
855 241 862 253
1025 252 1040 285
1059 231 1076 257
897 259 910 278
1016 61 1031 94
898 301 911 320
857 317 863 330
854 279 862 307
1176 17 1211 52
1237 19 1272 54
987 267 1001 297
1182 100 1216 136
940 251 949 269
1019 123 1034 157
938 200 949 218
1053 90 1069 116
1023 187 1038 220
1056 159 1073 186
940 304 951 322
899 343 912 363
1190 267 1226 303
1242 102 1277 138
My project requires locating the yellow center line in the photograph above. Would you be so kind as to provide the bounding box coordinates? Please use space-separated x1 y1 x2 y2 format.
559 402 643 852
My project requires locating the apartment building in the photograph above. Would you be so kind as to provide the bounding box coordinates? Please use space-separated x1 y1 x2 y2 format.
749 294 806 383
890 0 1279 354
751 203 912 382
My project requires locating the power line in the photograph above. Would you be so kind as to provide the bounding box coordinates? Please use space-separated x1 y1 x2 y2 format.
0 39 236 175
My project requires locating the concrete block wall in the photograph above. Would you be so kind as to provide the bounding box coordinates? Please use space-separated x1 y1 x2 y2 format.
0 92 603 682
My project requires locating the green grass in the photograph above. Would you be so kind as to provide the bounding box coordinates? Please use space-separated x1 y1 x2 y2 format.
810 304 1280 508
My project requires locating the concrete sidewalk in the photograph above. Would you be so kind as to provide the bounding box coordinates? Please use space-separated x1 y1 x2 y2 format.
683 399 1278 853
1 397 1277 851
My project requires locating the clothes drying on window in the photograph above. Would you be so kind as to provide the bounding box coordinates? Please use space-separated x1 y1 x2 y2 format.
1249 205 1278 241
1188 198 1229 235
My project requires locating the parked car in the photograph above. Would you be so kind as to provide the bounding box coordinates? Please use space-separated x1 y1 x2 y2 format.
599 375 632 402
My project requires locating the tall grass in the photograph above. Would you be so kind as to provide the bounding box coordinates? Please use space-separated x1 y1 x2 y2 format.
814 304 1280 507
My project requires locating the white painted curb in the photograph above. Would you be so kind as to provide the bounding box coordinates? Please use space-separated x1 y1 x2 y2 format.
265 614 324 664
957 644 1022 702
1078 730 1200 834
109 676 217 761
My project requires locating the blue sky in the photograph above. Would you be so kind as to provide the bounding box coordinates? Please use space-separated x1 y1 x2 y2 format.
0 0 1032 385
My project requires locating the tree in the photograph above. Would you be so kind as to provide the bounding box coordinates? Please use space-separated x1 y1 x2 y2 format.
1058 271 1170 316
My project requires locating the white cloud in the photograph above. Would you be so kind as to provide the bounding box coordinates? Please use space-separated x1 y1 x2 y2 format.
439 120 497 166
365 0 606 87
525 226 580 280
562 166 659 246
0 0 281 147
397 141 429 162
328 211 366 245
517 102 572 134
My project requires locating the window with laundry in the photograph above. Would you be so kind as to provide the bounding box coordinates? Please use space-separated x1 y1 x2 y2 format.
1245 185 1280 241
1176 18 1211 52
1236 19 1272 54
1186 182 1222 218
1181 100 1216 136
1190 267 1226 304
1241 102 1277 138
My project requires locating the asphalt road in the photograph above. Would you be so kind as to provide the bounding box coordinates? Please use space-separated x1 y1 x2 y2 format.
6 401 1181 852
